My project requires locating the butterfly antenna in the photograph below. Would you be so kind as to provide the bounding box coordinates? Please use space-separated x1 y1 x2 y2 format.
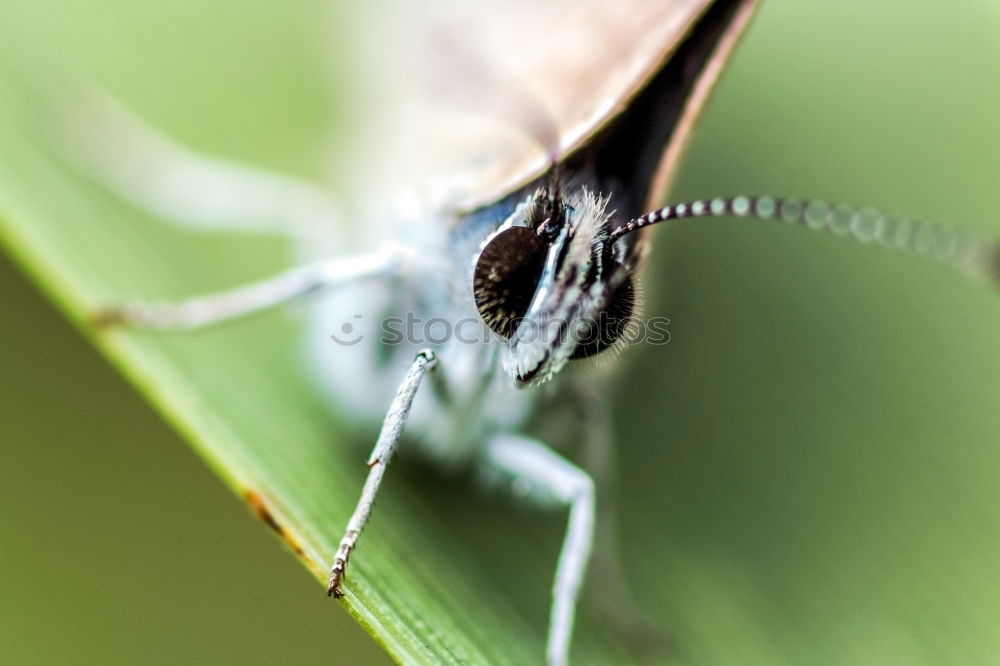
549 154 563 206
536 145 567 236
609 195 1000 289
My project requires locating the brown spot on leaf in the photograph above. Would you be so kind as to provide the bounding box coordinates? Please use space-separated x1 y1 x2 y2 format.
243 490 306 558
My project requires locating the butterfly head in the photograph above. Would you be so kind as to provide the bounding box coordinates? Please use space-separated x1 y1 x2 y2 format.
473 185 637 386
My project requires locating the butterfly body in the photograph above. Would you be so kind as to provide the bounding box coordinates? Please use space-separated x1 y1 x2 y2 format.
303 161 641 462
301 199 534 465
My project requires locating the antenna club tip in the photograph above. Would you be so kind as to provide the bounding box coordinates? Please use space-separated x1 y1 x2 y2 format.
90 305 126 329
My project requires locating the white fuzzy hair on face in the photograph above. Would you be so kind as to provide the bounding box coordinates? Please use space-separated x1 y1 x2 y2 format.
505 185 621 386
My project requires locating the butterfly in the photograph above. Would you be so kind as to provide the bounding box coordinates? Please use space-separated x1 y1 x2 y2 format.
50 0 1000 664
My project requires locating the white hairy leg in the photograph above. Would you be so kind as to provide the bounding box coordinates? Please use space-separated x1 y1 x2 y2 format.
327 350 438 597
484 434 595 666
94 247 410 330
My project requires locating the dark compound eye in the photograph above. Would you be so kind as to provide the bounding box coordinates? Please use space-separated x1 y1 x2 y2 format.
569 270 635 360
473 227 548 338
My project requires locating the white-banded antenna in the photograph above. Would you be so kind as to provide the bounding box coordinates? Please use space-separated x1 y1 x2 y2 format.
610 195 1000 288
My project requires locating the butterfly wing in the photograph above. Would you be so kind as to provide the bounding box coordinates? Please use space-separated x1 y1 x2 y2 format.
367 0 755 216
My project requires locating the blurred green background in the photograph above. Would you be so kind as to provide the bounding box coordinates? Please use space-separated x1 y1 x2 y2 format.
2 1 1000 664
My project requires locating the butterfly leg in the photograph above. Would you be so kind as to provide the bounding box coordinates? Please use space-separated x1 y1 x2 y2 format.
58 89 339 235
484 434 595 666
327 349 438 597
93 247 410 331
